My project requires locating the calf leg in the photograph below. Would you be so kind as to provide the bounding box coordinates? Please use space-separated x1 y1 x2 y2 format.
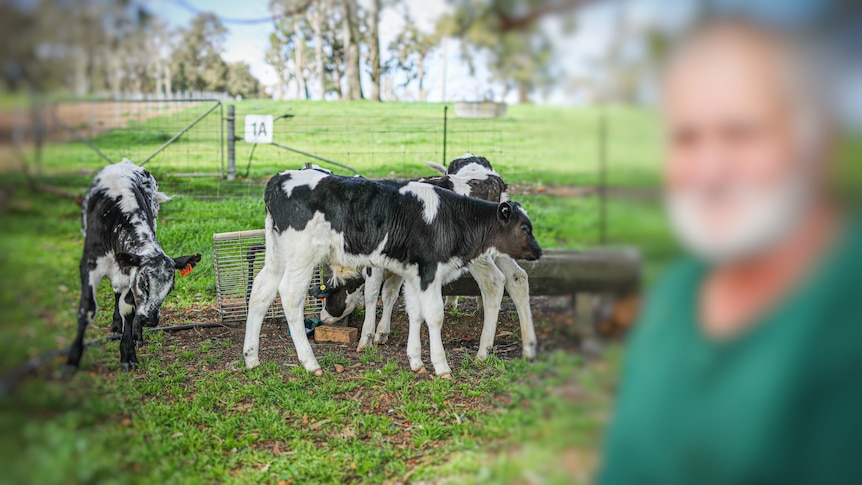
496 255 537 359
357 268 385 351
114 289 140 347
243 246 286 369
119 311 138 371
471 257 506 361
421 284 452 378
444 296 459 311
402 280 426 373
278 261 322 374
374 274 403 344
66 264 98 370
110 291 122 336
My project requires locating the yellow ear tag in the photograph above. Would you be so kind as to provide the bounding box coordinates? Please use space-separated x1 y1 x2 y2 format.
319 284 326 290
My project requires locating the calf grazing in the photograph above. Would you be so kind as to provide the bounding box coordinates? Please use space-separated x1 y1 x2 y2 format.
67 159 200 371
316 154 540 361
243 169 541 377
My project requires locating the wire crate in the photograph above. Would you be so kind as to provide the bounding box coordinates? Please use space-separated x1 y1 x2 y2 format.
213 229 324 324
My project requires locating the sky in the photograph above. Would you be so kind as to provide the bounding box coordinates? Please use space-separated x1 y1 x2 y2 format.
146 0 855 107
148 0 641 105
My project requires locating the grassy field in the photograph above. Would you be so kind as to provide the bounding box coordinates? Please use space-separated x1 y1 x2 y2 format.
0 100 675 484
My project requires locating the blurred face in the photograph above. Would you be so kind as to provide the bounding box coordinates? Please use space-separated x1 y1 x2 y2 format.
663 37 816 262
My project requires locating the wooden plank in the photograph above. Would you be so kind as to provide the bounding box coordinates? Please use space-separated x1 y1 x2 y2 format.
442 248 641 296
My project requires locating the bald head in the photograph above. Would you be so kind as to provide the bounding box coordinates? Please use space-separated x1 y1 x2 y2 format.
661 20 832 263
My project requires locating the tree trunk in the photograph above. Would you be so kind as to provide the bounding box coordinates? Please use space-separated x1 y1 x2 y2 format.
164 63 172 96
368 0 381 101
73 46 90 96
295 34 306 99
384 75 395 101
518 81 530 103
341 0 362 100
312 4 325 100
440 36 448 102
417 55 426 102
333 48 344 99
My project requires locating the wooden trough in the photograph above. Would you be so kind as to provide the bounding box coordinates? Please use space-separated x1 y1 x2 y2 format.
213 227 641 341
442 249 640 297
443 248 642 344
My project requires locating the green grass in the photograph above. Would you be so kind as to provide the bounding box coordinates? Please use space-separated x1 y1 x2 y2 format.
0 100 676 484
24 100 662 187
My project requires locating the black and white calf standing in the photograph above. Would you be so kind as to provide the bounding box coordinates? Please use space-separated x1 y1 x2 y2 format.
243 168 541 377
67 159 201 371
315 154 540 361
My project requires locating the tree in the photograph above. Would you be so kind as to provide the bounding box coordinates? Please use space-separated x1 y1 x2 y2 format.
341 0 363 100
441 0 573 103
310 0 328 99
367 0 382 101
387 18 438 101
171 13 229 93
226 62 262 97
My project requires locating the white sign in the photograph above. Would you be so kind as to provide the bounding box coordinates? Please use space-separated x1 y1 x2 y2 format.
244 115 273 144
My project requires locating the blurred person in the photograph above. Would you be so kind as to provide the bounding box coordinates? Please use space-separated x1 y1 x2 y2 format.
599 19 862 485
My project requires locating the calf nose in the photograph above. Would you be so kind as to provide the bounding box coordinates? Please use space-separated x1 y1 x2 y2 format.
320 308 337 325
143 313 160 327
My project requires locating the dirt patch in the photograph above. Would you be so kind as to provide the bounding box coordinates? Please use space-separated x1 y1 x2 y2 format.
156 295 581 374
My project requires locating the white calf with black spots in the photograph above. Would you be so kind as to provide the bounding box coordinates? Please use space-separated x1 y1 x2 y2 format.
243 168 542 377
318 155 539 361
67 159 200 371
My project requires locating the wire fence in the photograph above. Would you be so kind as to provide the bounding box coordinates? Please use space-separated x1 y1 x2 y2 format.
0 95 662 247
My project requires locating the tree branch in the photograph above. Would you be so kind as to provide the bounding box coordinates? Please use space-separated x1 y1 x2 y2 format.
171 0 315 25
494 0 596 31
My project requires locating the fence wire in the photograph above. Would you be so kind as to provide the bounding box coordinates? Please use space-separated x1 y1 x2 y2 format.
0 97 648 248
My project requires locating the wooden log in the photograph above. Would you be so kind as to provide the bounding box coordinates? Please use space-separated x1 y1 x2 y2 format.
314 325 358 344
442 248 641 296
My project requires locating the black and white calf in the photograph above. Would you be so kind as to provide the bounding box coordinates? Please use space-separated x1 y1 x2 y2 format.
243 168 541 377
67 159 201 371
315 154 539 361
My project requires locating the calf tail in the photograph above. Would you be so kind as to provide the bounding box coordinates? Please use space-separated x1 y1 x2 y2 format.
423 161 448 175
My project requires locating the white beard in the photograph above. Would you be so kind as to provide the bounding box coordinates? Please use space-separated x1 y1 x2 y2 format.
666 169 813 264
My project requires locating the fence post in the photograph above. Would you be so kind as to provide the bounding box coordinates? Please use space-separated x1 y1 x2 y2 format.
227 104 237 180
442 105 448 167
599 112 607 246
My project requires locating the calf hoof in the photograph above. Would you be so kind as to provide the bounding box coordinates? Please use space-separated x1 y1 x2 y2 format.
121 362 137 372
62 364 79 376
374 333 389 344
414 366 428 375
522 344 538 361
136 340 145 349
356 344 367 352
313 369 324 377
438 373 453 380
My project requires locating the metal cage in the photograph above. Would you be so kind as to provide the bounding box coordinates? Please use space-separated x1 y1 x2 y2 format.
212 229 324 324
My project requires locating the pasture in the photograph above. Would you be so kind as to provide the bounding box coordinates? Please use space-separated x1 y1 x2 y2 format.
0 101 675 483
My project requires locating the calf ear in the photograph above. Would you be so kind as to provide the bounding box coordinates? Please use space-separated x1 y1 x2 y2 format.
497 202 513 223
116 252 143 268
310 283 336 299
173 254 202 270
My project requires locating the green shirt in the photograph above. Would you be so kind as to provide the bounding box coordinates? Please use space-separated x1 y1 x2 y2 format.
599 217 862 485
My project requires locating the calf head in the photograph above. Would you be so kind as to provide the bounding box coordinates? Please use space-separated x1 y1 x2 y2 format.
489 201 542 261
312 276 365 324
116 252 202 327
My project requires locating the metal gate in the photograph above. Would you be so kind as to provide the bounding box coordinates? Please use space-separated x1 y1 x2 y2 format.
39 97 224 177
